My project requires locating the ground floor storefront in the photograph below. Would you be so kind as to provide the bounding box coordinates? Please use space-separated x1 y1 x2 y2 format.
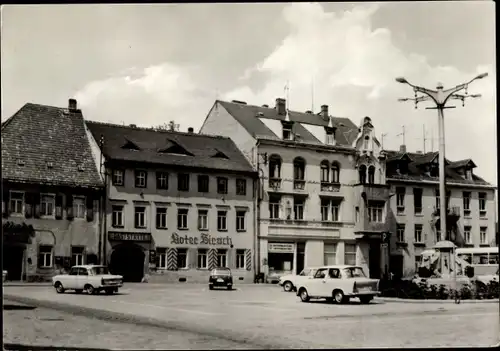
106 231 254 283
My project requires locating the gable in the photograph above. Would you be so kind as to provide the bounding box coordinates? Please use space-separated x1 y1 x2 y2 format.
158 139 194 156
212 149 229 159
121 138 141 150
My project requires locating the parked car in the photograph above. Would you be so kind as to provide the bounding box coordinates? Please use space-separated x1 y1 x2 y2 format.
52 265 123 295
209 267 233 290
295 265 380 304
279 267 319 292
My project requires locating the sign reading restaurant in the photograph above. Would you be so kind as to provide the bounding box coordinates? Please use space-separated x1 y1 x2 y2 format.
170 233 233 246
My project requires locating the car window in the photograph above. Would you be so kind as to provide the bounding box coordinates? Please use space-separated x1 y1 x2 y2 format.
69 268 78 276
343 267 366 278
328 268 340 279
314 269 327 279
78 268 89 276
299 269 310 276
309 269 317 276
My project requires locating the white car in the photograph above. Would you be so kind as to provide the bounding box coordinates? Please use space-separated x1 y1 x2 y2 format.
52 265 123 295
278 267 319 292
296 265 380 304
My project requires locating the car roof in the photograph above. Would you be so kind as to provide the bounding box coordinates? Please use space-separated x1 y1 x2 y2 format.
316 265 363 269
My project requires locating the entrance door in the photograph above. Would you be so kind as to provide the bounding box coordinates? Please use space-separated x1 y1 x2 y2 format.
296 242 305 274
109 243 145 282
2 245 24 281
368 241 381 279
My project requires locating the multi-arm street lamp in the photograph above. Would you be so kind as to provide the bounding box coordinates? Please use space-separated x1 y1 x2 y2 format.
396 72 488 301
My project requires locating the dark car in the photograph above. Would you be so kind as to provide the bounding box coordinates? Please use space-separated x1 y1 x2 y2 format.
209 267 233 290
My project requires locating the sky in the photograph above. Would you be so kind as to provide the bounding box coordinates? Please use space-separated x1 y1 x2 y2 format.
1 2 497 187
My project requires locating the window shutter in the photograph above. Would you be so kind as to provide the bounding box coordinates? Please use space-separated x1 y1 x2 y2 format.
245 249 252 271
33 193 41 218
86 195 94 222
2 187 9 218
55 195 63 220
66 194 74 220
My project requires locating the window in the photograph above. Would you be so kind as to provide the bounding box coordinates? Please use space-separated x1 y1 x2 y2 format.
479 193 487 216
331 163 340 183
465 168 473 180
463 192 471 215
156 248 167 269
321 198 340 222
282 125 292 140
324 243 337 265
135 170 147 188
73 196 86 218
413 188 423 214
156 207 167 229
198 210 208 230
326 130 335 145
368 166 375 184
112 169 124 186
293 157 305 180
344 243 357 265
269 196 280 219
197 175 209 193
236 211 246 231
38 245 53 268
321 199 329 221
217 211 227 231
178 173 190 191
293 198 305 220
217 249 228 267
177 248 188 269
436 229 441 242
414 224 423 243
177 208 188 229
9 191 24 214
435 189 440 210
156 172 169 190
368 202 384 223
71 246 85 266
480 227 487 244
355 206 359 222
236 179 247 196
320 161 330 183
358 165 367 184
269 155 282 179
331 203 339 222
396 187 405 214
415 255 421 272
134 206 146 228
464 226 472 244
197 249 208 269
112 205 124 227
216 177 228 194
397 224 405 242
236 249 246 269
41 194 55 216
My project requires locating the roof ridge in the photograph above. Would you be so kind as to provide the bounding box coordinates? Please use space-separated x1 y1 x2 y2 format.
85 120 231 140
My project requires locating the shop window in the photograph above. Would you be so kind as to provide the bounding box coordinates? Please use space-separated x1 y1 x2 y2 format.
177 248 188 269
197 249 208 269
236 249 246 269
71 246 85 266
324 244 337 265
344 243 357 265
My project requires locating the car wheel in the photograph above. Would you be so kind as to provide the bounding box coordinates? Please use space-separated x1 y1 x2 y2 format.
55 282 65 294
104 288 114 295
114 288 119 293
227 285 232 290
333 289 345 304
75 289 83 294
283 281 294 292
299 288 310 302
84 284 95 295
359 296 373 304
209 285 214 290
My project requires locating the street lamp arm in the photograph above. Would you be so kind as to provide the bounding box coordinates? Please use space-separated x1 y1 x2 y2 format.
413 85 438 98
442 83 468 97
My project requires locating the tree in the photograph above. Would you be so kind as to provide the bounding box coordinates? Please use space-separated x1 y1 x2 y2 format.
154 120 179 132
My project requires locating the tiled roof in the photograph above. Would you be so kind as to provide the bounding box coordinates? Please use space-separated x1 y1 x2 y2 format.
218 100 359 146
384 149 490 186
85 121 256 174
448 159 476 169
1 103 103 188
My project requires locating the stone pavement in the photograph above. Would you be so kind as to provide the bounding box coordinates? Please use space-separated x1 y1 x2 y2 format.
4 284 499 348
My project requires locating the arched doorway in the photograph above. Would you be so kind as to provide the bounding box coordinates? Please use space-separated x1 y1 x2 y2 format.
109 243 145 282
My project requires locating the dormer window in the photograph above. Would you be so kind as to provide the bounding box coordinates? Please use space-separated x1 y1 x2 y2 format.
325 127 335 145
281 121 294 141
363 135 369 149
465 168 472 180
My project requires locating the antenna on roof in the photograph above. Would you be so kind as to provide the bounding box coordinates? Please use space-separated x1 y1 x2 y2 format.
284 80 291 122
311 76 314 113
422 124 426 153
396 125 406 145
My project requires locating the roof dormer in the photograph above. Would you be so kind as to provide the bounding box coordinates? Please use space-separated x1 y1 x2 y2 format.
324 117 336 145
281 120 294 141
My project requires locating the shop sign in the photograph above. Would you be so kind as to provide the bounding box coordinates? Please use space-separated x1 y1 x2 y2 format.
170 233 233 246
268 243 295 253
108 232 151 242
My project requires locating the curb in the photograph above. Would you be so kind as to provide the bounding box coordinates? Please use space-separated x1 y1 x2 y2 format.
3 343 112 351
379 297 500 304
3 295 286 350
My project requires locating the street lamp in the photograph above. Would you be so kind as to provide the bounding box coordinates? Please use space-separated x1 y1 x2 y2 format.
396 72 488 302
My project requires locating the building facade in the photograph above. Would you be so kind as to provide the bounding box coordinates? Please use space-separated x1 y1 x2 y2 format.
200 99 394 281
1 100 104 281
384 147 497 278
86 121 257 283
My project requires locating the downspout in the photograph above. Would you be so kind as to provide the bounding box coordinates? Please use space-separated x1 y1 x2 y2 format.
98 146 104 265
254 140 262 278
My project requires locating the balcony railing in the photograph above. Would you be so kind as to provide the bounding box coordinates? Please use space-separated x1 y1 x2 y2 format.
320 181 341 192
268 178 282 190
293 179 305 190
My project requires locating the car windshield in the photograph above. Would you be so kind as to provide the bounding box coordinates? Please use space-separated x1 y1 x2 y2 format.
299 269 310 276
212 269 231 276
343 267 366 278
89 266 110 275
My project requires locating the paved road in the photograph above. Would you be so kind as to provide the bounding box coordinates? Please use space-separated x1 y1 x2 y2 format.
4 284 499 348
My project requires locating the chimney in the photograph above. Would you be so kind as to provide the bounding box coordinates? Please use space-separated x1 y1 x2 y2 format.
400 145 407 153
262 104 269 108
188 127 194 133
68 98 77 111
305 110 312 114
275 98 286 115
321 105 328 118
416 150 423 154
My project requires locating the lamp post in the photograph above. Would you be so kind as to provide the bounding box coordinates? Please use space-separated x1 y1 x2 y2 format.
395 72 488 302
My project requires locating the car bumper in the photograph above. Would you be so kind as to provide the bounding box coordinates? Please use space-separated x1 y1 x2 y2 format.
210 281 232 286
101 283 123 288
347 291 381 297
